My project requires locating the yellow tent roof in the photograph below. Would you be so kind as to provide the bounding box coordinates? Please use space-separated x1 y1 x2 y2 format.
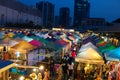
7 33 15 38
11 40 35 51
75 47 104 64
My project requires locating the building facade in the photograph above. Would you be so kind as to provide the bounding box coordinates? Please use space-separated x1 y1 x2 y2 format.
59 7 70 28
74 0 90 27
81 18 105 26
81 18 106 30
0 0 41 26
36 1 54 27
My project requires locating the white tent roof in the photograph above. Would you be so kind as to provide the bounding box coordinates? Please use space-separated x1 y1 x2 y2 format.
79 42 98 52
22 36 33 42
76 47 104 64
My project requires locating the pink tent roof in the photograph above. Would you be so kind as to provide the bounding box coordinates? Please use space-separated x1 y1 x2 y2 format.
29 39 42 47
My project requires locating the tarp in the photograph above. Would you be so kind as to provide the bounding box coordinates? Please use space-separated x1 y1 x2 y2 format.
105 47 120 61
76 47 104 64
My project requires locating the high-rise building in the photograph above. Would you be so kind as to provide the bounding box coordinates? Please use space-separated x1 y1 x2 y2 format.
69 17 72 27
36 1 54 27
0 0 41 26
55 16 59 26
59 7 70 28
74 0 90 27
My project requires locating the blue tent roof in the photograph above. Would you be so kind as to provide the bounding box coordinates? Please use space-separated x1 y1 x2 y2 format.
0 60 13 69
46 38 57 42
105 47 120 61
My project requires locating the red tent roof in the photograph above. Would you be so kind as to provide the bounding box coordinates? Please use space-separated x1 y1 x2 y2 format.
29 39 42 47
55 38 69 46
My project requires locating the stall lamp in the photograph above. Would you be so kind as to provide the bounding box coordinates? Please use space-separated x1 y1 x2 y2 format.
16 52 20 57
19 76 25 80
39 65 44 70
87 64 89 67
15 64 18 66
33 68 37 72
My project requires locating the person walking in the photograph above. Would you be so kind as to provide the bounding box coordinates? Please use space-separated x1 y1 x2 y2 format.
116 66 120 80
43 69 50 80
108 64 116 80
38 73 43 80
77 63 81 78
68 62 74 79
62 63 68 80
57 63 63 80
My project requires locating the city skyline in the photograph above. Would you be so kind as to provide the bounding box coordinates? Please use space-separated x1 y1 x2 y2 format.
19 0 120 22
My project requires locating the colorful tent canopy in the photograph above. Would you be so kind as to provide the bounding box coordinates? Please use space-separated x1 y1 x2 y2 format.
46 37 57 42
55 38 69 46
11 40 35 51
13 33 25 38
7 40 19 46
79 42 98 52
68 36 76 43
97 41 107 46
62 38 72 47
0 31 4 39
0 37 16 46
30 36 49 44
0 60 13 68
76 47 104 64
46 41 58 50
105 47 120 61
98 43 115 53
82 37 95 45
0 60 15 73
22 36 33 42
7 32 15 38
29 39 42 47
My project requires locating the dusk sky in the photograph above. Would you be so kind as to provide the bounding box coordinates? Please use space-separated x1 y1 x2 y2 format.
19 0 120 22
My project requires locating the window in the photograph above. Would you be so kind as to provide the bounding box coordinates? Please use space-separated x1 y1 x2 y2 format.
77 3 81 6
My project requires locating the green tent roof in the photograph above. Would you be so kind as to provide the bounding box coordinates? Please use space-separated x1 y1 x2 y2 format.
30 36 49 44
98 43 115 53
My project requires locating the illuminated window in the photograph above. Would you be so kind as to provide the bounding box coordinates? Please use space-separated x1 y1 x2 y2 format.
77 3 81 6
